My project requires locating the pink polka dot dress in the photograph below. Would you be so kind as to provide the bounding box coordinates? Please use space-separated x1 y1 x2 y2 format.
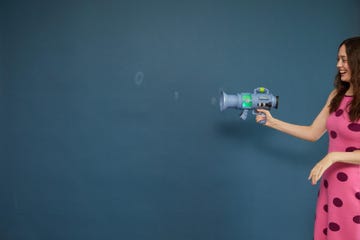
314 96 360 240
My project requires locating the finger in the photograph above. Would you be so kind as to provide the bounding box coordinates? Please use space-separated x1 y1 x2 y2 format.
256 117 266 124
256 109 268 114
309 171 316 185
312 177 317 185
315 172 321 185
308 169 318 184
311 168 322 185
310 174 317 185
255 114 264 120
308 167 316 180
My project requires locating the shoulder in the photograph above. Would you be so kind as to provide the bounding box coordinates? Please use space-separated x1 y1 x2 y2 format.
329 89 337 98
327 89 337 103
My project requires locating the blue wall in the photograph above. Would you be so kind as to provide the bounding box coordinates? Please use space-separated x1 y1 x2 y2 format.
1 0 360 239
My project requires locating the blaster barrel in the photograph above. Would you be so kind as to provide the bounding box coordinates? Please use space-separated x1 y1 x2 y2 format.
219 87 279 121
219 92 242 111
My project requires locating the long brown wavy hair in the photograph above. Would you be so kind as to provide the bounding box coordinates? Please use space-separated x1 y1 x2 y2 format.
329 36 360 122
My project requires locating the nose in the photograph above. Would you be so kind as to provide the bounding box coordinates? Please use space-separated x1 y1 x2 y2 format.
337 59 342 68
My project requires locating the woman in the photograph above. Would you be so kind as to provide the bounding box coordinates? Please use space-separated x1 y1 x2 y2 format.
257 36 360 240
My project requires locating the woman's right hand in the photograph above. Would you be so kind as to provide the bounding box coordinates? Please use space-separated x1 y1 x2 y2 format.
255 109 274 126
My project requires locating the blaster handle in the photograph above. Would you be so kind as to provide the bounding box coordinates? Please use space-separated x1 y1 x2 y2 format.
252 110 266 124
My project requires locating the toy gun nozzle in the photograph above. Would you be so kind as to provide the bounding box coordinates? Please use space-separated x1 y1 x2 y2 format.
219 91 240 112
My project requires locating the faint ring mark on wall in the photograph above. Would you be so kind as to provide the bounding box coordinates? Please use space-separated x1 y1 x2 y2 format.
174 91 180 101
134 71 144 86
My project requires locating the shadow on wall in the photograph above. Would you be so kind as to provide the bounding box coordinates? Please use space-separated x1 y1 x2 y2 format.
213 119 325 165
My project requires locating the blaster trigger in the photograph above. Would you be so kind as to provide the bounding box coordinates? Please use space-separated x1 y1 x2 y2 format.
239 110 248 120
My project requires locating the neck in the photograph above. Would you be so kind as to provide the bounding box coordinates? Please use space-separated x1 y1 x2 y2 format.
346 85 354 96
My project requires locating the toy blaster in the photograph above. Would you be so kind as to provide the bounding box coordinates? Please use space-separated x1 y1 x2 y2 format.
219 87 279 124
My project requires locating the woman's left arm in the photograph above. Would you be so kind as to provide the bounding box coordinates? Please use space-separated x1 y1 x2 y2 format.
308 151 360 185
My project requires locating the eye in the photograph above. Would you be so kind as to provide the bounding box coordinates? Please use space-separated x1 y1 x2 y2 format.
337 57 348 63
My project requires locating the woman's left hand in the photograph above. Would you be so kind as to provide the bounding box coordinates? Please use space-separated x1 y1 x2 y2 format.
308 153 335 185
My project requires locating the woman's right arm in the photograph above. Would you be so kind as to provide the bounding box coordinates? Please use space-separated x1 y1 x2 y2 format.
256 90 336 142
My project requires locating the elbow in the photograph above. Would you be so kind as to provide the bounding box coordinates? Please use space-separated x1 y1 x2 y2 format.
307 133 322 142
305 126 325 142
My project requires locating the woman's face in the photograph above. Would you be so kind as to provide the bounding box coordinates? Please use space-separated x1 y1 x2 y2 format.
337 44 351 82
